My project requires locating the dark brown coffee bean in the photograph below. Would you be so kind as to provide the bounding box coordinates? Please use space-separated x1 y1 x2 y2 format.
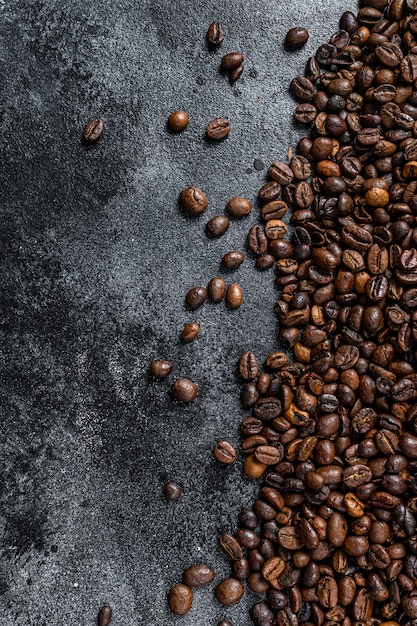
83 119 104 142
226 196 252 218
215 578 244 606
171 378 198 402
285 27 309 50
181 322 200 342
98 605 112 626
183 563 215 587
255 445 282 465
226 283 243 309
206 215 230 237
167 110 189 132
375 42 403 67
222 250 244 270
221 52 244 72
207 22 224 47
214 440 237 464
207 117 231 140
168 583 193 615
162 481 182 501
239 351 259 380
219 534 244 560
317 575 338 608
208 277 226 303
186 285 207 310
149 359 172 379
291 76 316 102
179 186 209 216
294 103 317 124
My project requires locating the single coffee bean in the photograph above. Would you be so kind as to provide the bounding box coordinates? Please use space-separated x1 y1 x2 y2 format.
83 119 104 142
167 110 189 132
222 250 244 270
214 440 237 464
168 583 193 615
206 215 230 237
219 534 244 560
285 27 309 50
226 283 243 309
97 605 112 626
181 322 200 342
186 285 207 310
206 117 231 140
182 563 215 587
226 196 252 218
162 481 182 501
149 359 172 379
208 277 226 303
171 378 198 402
215 578 244 606
221 52 244 71
179 186 209 216
207 22 224 47
239 351 259 380
248 225 268 255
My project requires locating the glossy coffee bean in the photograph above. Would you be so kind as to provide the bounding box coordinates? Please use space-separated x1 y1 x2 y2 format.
226 283 243 309
171 378 198 402
222 250 244 270
186 285 207 310
206 215 230 237
214 440 237 464
83 119 104 142
285 27 309 50
167 110 189 132
226 197 252 218
207 22 224 47
179 186 209 216
97 605 112 626
182 563 215 587
162 481 182 501
221 52 244 71
149 359 172 379
181 322 200 342
206 117 231 140
168 583 193 615
208 277 226 303
215 578 244 606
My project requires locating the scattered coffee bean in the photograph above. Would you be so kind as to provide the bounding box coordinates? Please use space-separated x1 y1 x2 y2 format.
226 197 252 218
167 110 189 132
206 117 231 140
226 283 243 309
206 215 230 237
97 605 112 626
214 440 237 464
221 52 244 72
162 482 182 502
208 277 226 303
83 119 104 142
168 583 193 615
222 250 244 270
215 578 244 606
181 322 200 342
179 186 209 216
186 285 208 310
207 22 224 47
171 378 198 402
149 359 172 379
285 27 309 50
182 563 215 587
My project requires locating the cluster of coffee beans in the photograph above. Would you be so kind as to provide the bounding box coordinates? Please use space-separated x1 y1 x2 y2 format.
202 0 417 624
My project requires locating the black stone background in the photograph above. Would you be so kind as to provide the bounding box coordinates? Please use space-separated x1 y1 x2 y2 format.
0 0 353 624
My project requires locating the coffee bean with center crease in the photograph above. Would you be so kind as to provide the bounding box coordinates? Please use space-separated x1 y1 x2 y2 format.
248 225 268 255
290 76 316 101
97 605 112 626
214 440 237 464
171 378 198 402
179 186 209 216
207 117 231 140
83 119 104 142
207 22 224 47
239 351 259 380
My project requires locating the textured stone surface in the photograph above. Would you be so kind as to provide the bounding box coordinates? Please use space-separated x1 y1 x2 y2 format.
0 0 352 624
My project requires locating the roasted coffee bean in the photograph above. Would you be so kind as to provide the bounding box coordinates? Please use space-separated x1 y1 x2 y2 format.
214 440 237 464
162 481 182 501
239 351 259 380
222 250 244 270
226 283 243 309
207 117 231 140
226 196 252 218
150 359 172 379
206 215 230 237
168 583 193 615
248 225 268 255
186 285 207 310
208 277 226 303
219 534 244 561
291 76 316 102
207 22 224 47
179 186 209 216
183 563 215 587
167 110 189 132
215 578 244 606
181 322 200 342
229 64 244 83
221 52 244 72
97 605 112 626
83 119 104 142
171 378 198 402
285 27 309 50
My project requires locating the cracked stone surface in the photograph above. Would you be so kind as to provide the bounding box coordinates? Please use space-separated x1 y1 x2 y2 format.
1 0 353 624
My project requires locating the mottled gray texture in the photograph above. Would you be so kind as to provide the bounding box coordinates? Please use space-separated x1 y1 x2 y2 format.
1 0 353 624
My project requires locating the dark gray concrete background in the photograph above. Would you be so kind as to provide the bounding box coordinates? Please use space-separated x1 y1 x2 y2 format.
1 0 353 623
